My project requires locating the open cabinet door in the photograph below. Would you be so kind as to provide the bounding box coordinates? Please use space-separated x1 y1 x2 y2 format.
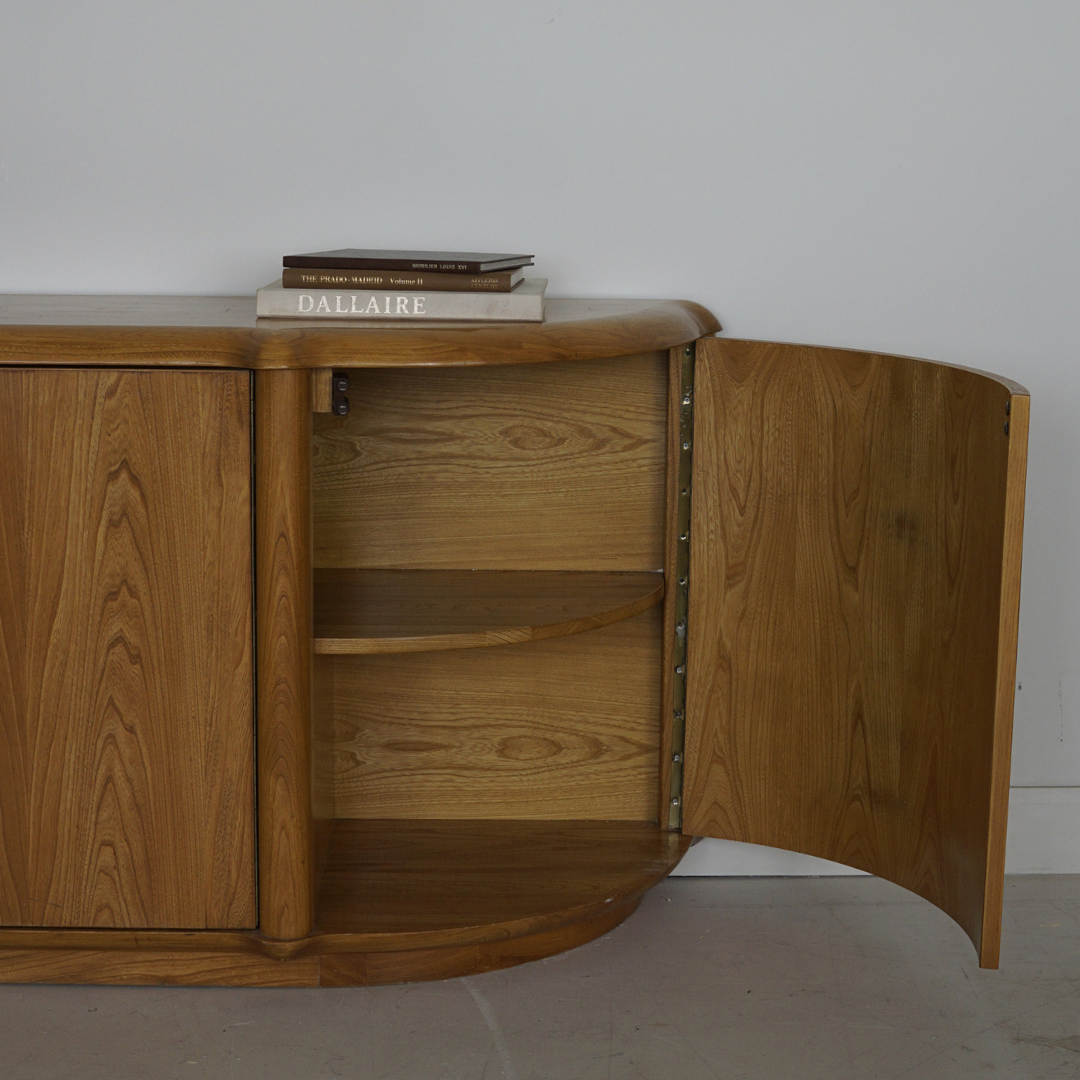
680 339 1028 967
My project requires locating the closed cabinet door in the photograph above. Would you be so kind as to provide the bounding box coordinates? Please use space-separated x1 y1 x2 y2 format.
680 338 1028 968
0 369 255 929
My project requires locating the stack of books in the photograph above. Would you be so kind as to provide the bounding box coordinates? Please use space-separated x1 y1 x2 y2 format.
256 249 545 322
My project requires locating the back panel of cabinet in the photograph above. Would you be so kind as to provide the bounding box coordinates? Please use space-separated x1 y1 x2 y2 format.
316 609 661 820
312 353 668 571
0 369 255 929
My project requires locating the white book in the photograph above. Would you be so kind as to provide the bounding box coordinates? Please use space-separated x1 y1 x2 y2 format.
256 278 546 322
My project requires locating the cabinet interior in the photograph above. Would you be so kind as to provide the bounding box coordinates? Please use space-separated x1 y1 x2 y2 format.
308 352 673 933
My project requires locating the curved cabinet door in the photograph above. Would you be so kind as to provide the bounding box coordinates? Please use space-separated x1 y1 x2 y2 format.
681 338 1028 967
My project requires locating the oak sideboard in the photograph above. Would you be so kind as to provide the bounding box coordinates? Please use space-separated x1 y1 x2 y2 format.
0 295 1027 985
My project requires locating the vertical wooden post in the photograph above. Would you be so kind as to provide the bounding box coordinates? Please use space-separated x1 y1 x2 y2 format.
255 368 314 940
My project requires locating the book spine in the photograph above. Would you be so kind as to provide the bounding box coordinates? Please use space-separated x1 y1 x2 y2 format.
256 285 544 322
281 268 518 292
282 257 523 273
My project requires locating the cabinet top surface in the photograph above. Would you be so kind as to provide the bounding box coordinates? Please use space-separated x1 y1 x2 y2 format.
0 294 719 368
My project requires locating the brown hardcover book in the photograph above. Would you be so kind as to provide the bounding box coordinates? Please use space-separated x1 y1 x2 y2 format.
282 249 534 273
281 267 524 292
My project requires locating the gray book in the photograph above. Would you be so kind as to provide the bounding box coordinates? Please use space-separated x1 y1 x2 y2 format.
256 278 546 322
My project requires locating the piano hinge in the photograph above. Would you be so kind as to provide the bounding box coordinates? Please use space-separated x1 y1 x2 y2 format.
667 342 695 830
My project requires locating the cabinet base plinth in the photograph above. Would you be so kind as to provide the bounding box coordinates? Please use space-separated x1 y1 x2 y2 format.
0 899 640 988
318 898 639 987
0 821 689 987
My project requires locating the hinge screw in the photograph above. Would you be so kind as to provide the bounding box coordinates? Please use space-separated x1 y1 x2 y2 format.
672 753 681 763
682 441 690 450
683 394 692 405
1004 421 1010 435
684 345 692 357
676 665 685 675
671 797 680 806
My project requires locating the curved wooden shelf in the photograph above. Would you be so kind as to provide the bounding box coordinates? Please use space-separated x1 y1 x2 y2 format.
311 819 689 962
313 569 664 654
0 296 720 369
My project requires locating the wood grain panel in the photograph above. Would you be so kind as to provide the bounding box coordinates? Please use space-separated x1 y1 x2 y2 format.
312 354 668 570
321 610 662 819
254 369 314 940
682 339 1029 966
0 296 720 370
0 369 254 929
313 569 662 654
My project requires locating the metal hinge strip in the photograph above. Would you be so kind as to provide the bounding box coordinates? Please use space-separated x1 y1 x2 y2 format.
667 342 694 830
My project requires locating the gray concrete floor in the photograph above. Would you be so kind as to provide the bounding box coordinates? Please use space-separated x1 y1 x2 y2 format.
0 875 1078 1079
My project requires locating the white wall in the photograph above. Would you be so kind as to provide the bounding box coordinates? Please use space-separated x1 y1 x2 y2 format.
3 1 1078 873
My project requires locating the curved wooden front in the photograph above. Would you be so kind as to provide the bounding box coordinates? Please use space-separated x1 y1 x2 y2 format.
682 338 1028 968
0 296 720 369
317 901 642 987
0 901 642 988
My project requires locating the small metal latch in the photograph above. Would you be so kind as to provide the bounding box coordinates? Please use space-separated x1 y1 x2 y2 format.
332 371 350 416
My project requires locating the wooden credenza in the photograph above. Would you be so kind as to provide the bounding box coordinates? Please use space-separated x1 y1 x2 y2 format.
0 296 1028 985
